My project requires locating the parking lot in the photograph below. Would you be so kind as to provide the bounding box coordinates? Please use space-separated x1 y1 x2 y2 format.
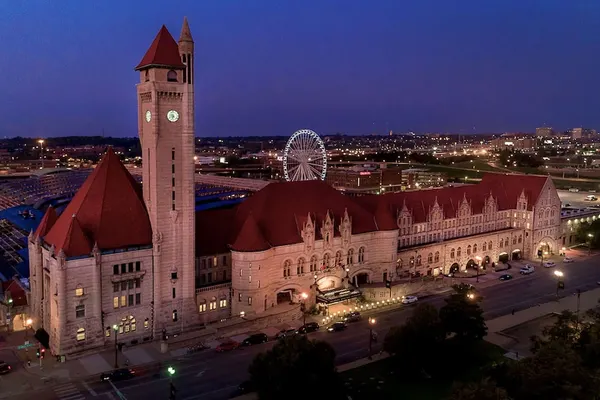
558 189 599 208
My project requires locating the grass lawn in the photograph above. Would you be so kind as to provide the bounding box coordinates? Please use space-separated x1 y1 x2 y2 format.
341 341 505 400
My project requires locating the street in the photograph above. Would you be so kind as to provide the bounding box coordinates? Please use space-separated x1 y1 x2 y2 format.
10 252 600 400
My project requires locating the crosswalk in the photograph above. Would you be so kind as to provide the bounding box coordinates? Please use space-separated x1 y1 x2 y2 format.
53 382 85 400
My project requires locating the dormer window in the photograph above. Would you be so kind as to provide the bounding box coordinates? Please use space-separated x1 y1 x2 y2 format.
167 70 178 82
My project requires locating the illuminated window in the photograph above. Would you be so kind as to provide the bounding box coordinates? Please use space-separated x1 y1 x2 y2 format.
120 296 126 307
219 299 227 308
75 286 84 296
113 297 119 309
209 299 217 310
130 316 136 331
105 327 111 337
76 328 86 341
144 318 149 329
172 310 178 322
199 303 207 313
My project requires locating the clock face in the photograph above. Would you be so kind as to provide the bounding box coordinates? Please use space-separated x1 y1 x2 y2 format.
145 110 151 122
167 110 180 122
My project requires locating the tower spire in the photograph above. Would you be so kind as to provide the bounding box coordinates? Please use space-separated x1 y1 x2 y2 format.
179 16 193 43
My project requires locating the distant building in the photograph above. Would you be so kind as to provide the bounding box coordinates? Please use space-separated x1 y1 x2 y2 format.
535 127 554 137
571 128 597 140
490 137 536 150
401 169 446 190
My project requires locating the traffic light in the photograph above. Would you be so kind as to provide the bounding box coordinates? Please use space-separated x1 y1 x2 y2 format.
36 349 40 358
40 348 45 359
385 280 391 289
167 366 176 376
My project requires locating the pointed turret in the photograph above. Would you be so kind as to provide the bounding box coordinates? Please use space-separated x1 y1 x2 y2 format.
179 16 193 43
135 25 185 71
34 206 58 239
230 213 271 252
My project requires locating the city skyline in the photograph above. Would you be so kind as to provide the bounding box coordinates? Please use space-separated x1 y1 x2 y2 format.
2 0 600 138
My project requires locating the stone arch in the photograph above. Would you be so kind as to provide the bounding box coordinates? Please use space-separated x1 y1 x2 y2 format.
538 237 557 255
448 263 460 274
350 268 372 287
273 282 309 305
315 274 342 291
511 249 522 260
167 70 178 82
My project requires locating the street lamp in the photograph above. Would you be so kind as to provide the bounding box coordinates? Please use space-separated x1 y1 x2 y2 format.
300 292 308 328
554 270 564 298
368 318 376 359
588 233 594 256
25 318 32 340
38 139 45 169
467 292 475 300
113 324 119 368
475 256 482 283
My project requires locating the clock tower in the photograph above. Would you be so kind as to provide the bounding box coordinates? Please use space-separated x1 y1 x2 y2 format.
135 19 197 335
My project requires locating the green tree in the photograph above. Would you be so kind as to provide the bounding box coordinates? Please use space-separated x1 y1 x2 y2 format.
439 290 487 342
383 303 444 375
446 377 510 400
248 335 346 400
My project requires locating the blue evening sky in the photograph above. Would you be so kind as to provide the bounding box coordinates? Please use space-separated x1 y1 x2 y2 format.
0 0 599 137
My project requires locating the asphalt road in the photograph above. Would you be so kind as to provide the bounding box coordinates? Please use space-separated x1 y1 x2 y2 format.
557 189 599 208
16 253 600 400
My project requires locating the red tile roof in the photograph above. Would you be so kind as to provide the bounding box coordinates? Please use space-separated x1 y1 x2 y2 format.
135 25 185 71
231 213 271 252
2 279 27 307
195 208 236 256
34 206 58 238
44 148 152 257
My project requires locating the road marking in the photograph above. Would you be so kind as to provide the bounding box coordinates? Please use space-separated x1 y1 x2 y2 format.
82 380 98 396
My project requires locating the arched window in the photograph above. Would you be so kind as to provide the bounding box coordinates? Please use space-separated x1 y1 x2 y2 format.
323 253 331 269
310 255 318 272
512 236 517 245
172 310 178 322
416 255 422 266
283 260 291 277
499 238 504 248
488 241 493 250
457 247 462 257
297 258 305 275
358 247 365 264
335 251 343 267
450 248 455 259
427 253 433 263
434 251 440 263
518 235 522 244
482 242 487 252
76 328 86 341
347 249 354 266
467 245 472 256
473 244 477 253
409 256 415 265
167 70 178 82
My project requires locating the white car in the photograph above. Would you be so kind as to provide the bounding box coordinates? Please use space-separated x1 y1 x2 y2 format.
543 261 556 268
401 295 418 304
519 265 535 275
563 257 574 263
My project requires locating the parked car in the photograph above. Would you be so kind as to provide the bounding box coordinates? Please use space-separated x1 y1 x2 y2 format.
327 322 347 332
344 311 361 322
216 340 240 352
275 328 298 339
519 265 535 275
298 322 320 334
499 274 513 281
0 361 11 375
242 333 268 346
543 261 556 268
100 368 135 382
402 295 418 304
563 257 575 263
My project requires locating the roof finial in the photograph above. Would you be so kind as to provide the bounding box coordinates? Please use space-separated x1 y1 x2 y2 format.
179 16 193 42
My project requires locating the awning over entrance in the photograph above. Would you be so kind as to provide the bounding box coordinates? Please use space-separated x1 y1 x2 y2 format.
316 287 362 305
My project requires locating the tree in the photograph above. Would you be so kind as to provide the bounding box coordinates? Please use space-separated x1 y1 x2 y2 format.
383 303 444 375
439 291 487 343
248 335 346 400
446 377 510 400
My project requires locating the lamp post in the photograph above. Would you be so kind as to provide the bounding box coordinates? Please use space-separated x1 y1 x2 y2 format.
300 292 308 328
554 270 564 298
588 233 594 256
38 139 45 169
368 318 376 359
475 256 482 283
25 318 32 340
6 298 12 332
113 324 119 369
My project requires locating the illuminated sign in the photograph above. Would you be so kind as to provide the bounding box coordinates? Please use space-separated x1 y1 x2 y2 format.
359 172 371 176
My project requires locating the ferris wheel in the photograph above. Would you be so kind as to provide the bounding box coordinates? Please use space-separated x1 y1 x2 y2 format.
283 129 327 182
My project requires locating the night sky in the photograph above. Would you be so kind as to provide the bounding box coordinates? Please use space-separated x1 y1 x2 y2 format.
1 0 600 138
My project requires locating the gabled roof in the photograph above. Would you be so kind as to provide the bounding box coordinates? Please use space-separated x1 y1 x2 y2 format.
44 148 152 257
2 279 28 307
135 25 185 71
480 174 548 210
230 213 271 252
34 206 58 238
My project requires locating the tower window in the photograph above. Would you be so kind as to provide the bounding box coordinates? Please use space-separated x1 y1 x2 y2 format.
167 70 178 82
144 71 149 82
172 149 175 160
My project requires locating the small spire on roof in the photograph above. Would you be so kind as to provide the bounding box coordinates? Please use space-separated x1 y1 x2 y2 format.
179 16 193 42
